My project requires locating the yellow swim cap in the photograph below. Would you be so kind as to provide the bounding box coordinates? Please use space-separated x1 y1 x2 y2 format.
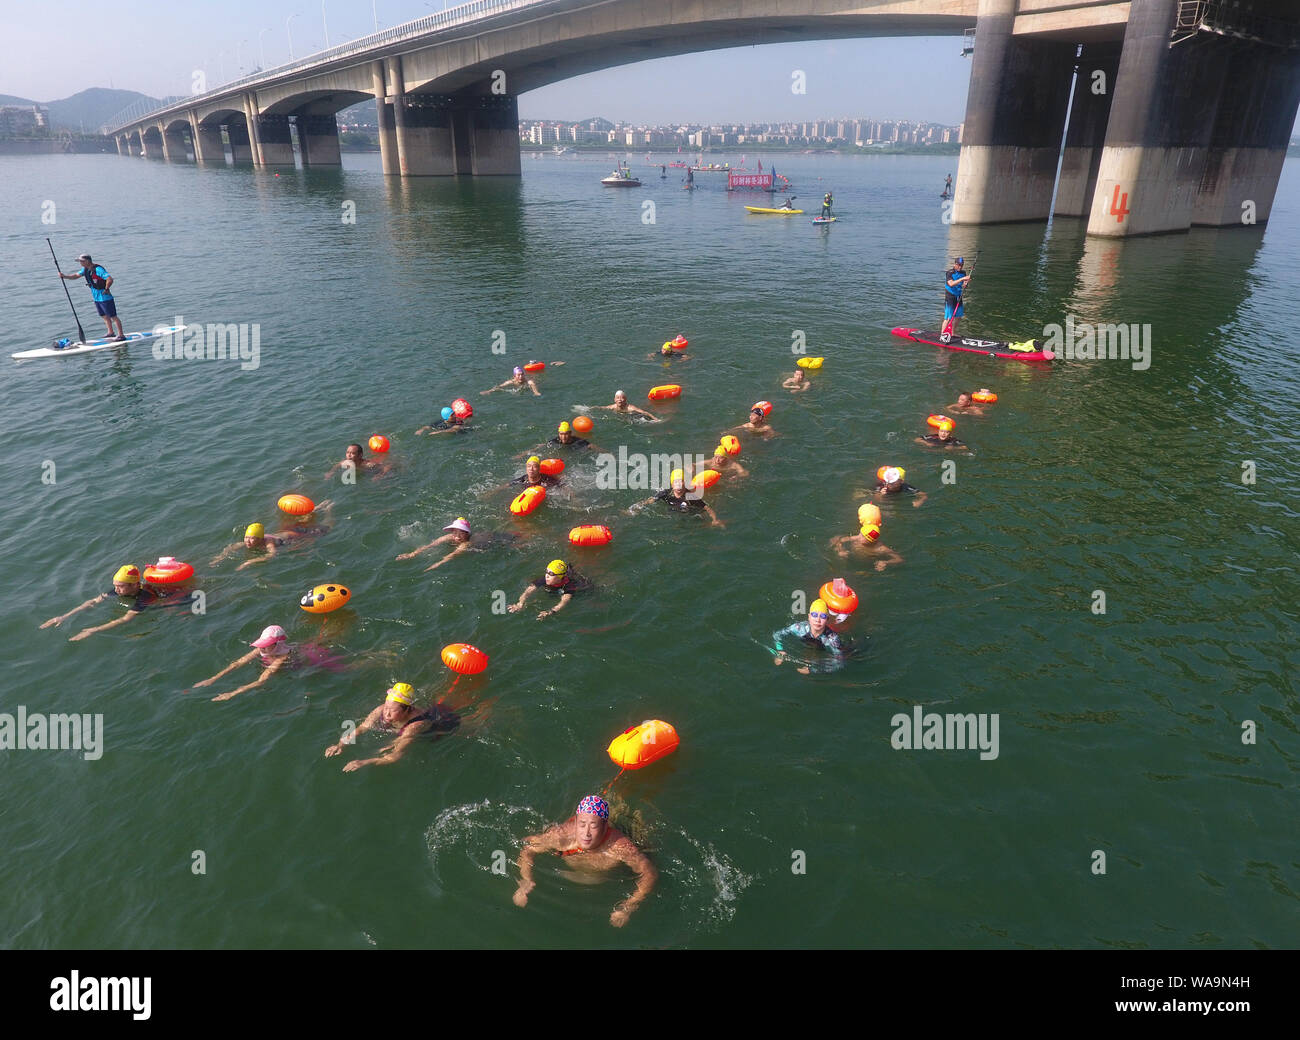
713 446 727 458
386 683 414 705
546 559 568 576
558 422 571 434
113 565 141 583
857 503 882 526
670 468 684 484
861 523 882 542
245 523 265 538
811 599 829 614
527 455 541 465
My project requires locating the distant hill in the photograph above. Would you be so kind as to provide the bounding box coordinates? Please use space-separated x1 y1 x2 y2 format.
0 88 157 131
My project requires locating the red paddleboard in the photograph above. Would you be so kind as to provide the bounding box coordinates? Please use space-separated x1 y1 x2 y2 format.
891 327 1053 363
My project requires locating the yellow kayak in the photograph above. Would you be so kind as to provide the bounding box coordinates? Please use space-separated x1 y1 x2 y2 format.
745 206 803 215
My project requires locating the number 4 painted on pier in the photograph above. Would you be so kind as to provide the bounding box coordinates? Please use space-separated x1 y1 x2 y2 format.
1110 184 1131 223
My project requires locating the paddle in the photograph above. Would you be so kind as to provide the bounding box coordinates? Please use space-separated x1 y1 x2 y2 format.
941 250 980 340
47 238 87 345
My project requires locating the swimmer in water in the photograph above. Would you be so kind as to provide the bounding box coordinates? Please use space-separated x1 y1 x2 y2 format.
950 392 987 417
547 422 591 450
325 443 390 480
194 625 300 701
395 516 477 571
633 469 724 526
728 405 776 438
324 682 459 771
692 445 749 483
42 564 182 642
773 599 848 674
916 425 967 449
597 389 660 422
482 366 540 397
873 467 927 508
513 795 657 928
782 370 810 394
503 455 560 491
829 505 903 571
210 520 326 570
507 558 590 619
416 407 473 436
647 343 692 362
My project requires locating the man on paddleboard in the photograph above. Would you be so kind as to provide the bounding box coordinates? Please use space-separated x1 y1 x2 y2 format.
942 256 970 342
59 253 125 341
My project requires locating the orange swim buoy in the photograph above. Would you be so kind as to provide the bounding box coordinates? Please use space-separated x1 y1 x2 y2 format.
719 435 741 456
572 415 594 434
278 493 315 515
523 361 545 373
539 458 565 476
819 580 859 615
510 485 546 516
569 524 613 547
143 557 194 585
690 469 720 490
648 384 681 401
300 583 350 613
441 642 488 675
670 334 688 350
752 400 772 416
972 389 997 404
608 720 680 769
927 414 955 431
368 434 390 453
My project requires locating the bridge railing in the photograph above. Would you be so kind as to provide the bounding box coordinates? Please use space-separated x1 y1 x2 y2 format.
102 0 554 134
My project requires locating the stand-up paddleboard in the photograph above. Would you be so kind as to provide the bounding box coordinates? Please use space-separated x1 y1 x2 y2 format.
746 206 803 215
812 216 837 224
13 325 187 361
890 326 1053 362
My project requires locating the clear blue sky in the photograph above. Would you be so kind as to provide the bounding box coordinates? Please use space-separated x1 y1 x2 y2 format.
0 0 974 125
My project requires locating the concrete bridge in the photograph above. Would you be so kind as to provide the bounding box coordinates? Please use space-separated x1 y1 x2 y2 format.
105 0 1300 236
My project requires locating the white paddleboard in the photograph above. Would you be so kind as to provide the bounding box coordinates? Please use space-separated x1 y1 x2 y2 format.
13 325 187 361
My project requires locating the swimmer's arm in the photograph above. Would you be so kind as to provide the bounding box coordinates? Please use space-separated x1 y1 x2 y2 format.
828 535 851 558
874 544 904 571
629 496 655 514
704 504 724 528
515 828 564 900
344 721 427 771
209 543 240 566
236 542 275 570
194 649 260 689
396 535 445 561
314 500 334 525
211 656 286 702
323 462 342 478
528 380 540 396
41 593 106 628
547 361 565 366
508 585 537 613
326 705 383 756
69 607 139 641
424 541 470 572
729 461 749 478
414 425 433 435
539 592 571 619
611 845 657 926
912 490 928 508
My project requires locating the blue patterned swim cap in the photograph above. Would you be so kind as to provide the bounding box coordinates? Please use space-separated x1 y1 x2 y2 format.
576 795 609 819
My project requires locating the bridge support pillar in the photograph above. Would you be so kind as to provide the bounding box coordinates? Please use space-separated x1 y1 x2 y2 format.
1055 43 1120 218
1191 45 1300 227
115 135 125 156
162 125 190 162
256 113 295 165
373 60 399 176
465 95 521 175
298 113 342 166
397 96 457 175
227 120 254 163
1086 0 1224 236
953 0 1074 224
142 133 164 160
190 114 225 163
